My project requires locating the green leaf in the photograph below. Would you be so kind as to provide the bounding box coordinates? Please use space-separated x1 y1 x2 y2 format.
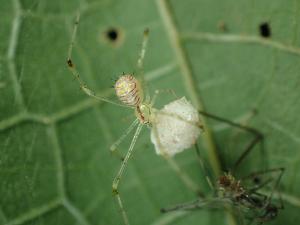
1 0 300 225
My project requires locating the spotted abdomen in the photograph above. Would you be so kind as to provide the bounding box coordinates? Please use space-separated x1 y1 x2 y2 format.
114 74 143 106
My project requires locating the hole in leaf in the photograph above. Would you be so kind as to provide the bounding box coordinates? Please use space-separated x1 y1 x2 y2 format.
259 22 271 38
106 28 119 42
102 27 124 47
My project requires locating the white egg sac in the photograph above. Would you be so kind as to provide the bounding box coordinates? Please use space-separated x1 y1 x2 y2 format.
150 97 202 157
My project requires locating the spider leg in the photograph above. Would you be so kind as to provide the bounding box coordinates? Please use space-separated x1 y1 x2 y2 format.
136 29 150 102
194 143 214 190
198 110 264 172
242 168 285 222
137 29 149 75
161 199 204 213
161 197 231 213
66 11 128 107
150 89 178 106
110 119 139 160
112 124 143 225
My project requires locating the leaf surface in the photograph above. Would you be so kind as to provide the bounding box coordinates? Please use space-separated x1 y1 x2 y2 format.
1 0 300 225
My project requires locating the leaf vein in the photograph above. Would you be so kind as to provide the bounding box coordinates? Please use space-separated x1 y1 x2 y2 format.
181 32 300 56
7 0 26 111
4 198 61 225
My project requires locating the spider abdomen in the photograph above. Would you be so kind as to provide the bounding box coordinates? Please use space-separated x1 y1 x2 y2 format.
115 74 143 106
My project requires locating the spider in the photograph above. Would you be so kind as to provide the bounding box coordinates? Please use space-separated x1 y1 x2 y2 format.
161 111 285 225
66 12 204 225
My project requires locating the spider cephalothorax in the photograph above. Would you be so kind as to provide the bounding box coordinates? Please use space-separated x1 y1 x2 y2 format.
218 173 245 199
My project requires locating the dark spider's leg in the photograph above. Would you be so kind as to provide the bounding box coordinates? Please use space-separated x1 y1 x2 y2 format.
198 110 264 172
241 168 284 193
268 168 285 210
161 199 202 213
248 178 273 193
195 143 214 190
161 197 229 213
243 168 285 209
239 168 284 224
250 192 268 203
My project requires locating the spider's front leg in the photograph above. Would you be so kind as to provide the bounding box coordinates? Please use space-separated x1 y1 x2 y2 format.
66 11 125 107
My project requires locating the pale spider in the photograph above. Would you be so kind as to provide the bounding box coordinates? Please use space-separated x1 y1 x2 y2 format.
66 12 204 225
